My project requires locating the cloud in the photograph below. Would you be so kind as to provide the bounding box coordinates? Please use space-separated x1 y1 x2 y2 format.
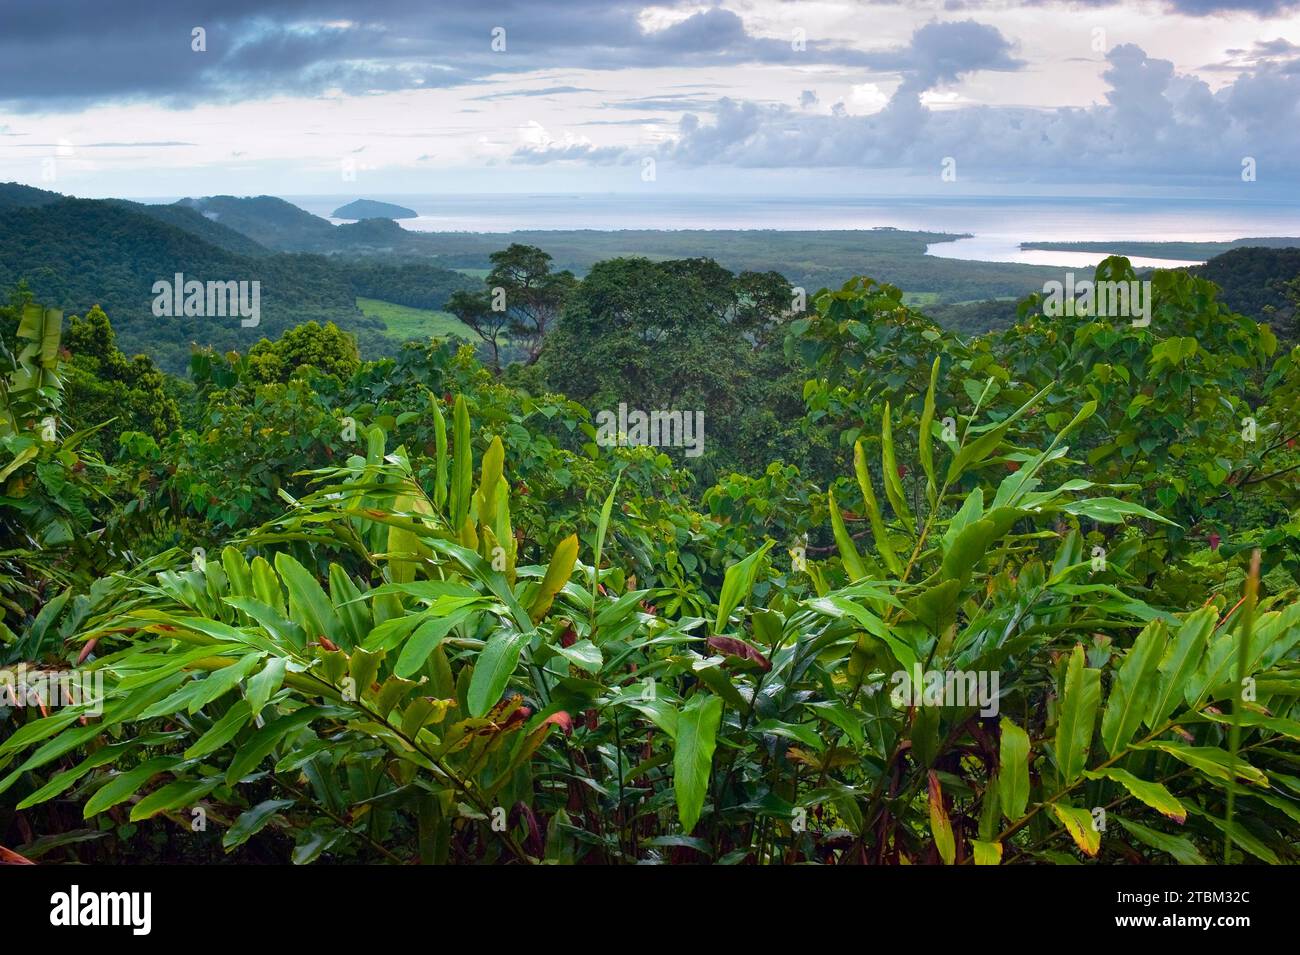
645 42 1300 185
0 1 897 110
470 86 598 101
1203 37 1300 71
880 20 1024 94
511 119 628 164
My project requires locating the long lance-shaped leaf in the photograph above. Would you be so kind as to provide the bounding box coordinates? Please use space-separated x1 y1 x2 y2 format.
1083 767 1186 823
918 356 940 508
1055 644 1101 785
995 399 1097 510
1101 620 1167 756
945 382 1054 484
853 439 902 576
476 435 505 528
450 395 473 529
827 487 866 582
714 540 774 634
673 694 722 833
998 718 1030 820
1225 552 1261 863
275 552 342 645
467 629 530 718
591 471 621 610
431 392 449 512
881 402 914 534
1146 608 1213 728
928 771 956 864
530 533 579 623
424 536 533 633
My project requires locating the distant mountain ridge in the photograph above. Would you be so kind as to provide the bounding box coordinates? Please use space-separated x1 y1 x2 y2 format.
0 184 475 373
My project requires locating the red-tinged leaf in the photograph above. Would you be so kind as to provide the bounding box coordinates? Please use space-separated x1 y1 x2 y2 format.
542 711 574 735
707 635 772 672
499 706 532 731
0 845 34 865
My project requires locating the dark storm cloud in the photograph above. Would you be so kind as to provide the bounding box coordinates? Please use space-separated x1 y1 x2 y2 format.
0 0 887 110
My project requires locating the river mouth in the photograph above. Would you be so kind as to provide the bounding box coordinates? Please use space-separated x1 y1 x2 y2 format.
925 235 1204 269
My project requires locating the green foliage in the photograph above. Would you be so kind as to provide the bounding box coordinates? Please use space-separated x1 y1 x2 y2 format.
63 305 180 454
247 321 361 384
4 250 1300 866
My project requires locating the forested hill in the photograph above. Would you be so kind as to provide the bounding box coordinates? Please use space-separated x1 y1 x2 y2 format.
1193 245 1300 340
176 195 342 251
0 181 63 211
0 188 473 372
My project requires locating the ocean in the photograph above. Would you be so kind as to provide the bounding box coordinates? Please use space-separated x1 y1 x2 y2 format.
281 193 1300 268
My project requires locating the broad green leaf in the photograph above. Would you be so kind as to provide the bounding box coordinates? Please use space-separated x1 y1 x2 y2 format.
431 392 449 511
946 382 1052 484
1147 609 1212 728
553 638 602 673
1138 742 1268 786
673 694 722 833
394 609 473 679
224 799 296 850
1050 803 1101 856
1061 497 1178 527
940 518 995 586
1055 645 1101 785
226 707 330 783
971 839 1002 865
450 394 473 529
184 700 253 760
805 701 864 748
1084 767 1186 823
880 403 914 533
827 487 866 582
1114 816 1205 864
84 757 182 817
918 355 940 507
592 471 621 598
1101 621 1166 755
275 552 342 645
467 629 529 717
186 652 263 714
247 657 287 717
942 487 983 553
998 718 1031 820
853 439 902 575
714 541 774 634
530 533 579 623
129 777 221 822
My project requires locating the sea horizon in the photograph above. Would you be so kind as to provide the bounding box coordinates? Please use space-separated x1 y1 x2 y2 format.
121 191 1300 268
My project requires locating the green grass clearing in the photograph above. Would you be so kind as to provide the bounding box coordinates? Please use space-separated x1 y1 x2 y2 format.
358 297 478 343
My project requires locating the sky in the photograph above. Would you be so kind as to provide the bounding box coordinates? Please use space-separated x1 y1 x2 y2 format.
0 0 1298 199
